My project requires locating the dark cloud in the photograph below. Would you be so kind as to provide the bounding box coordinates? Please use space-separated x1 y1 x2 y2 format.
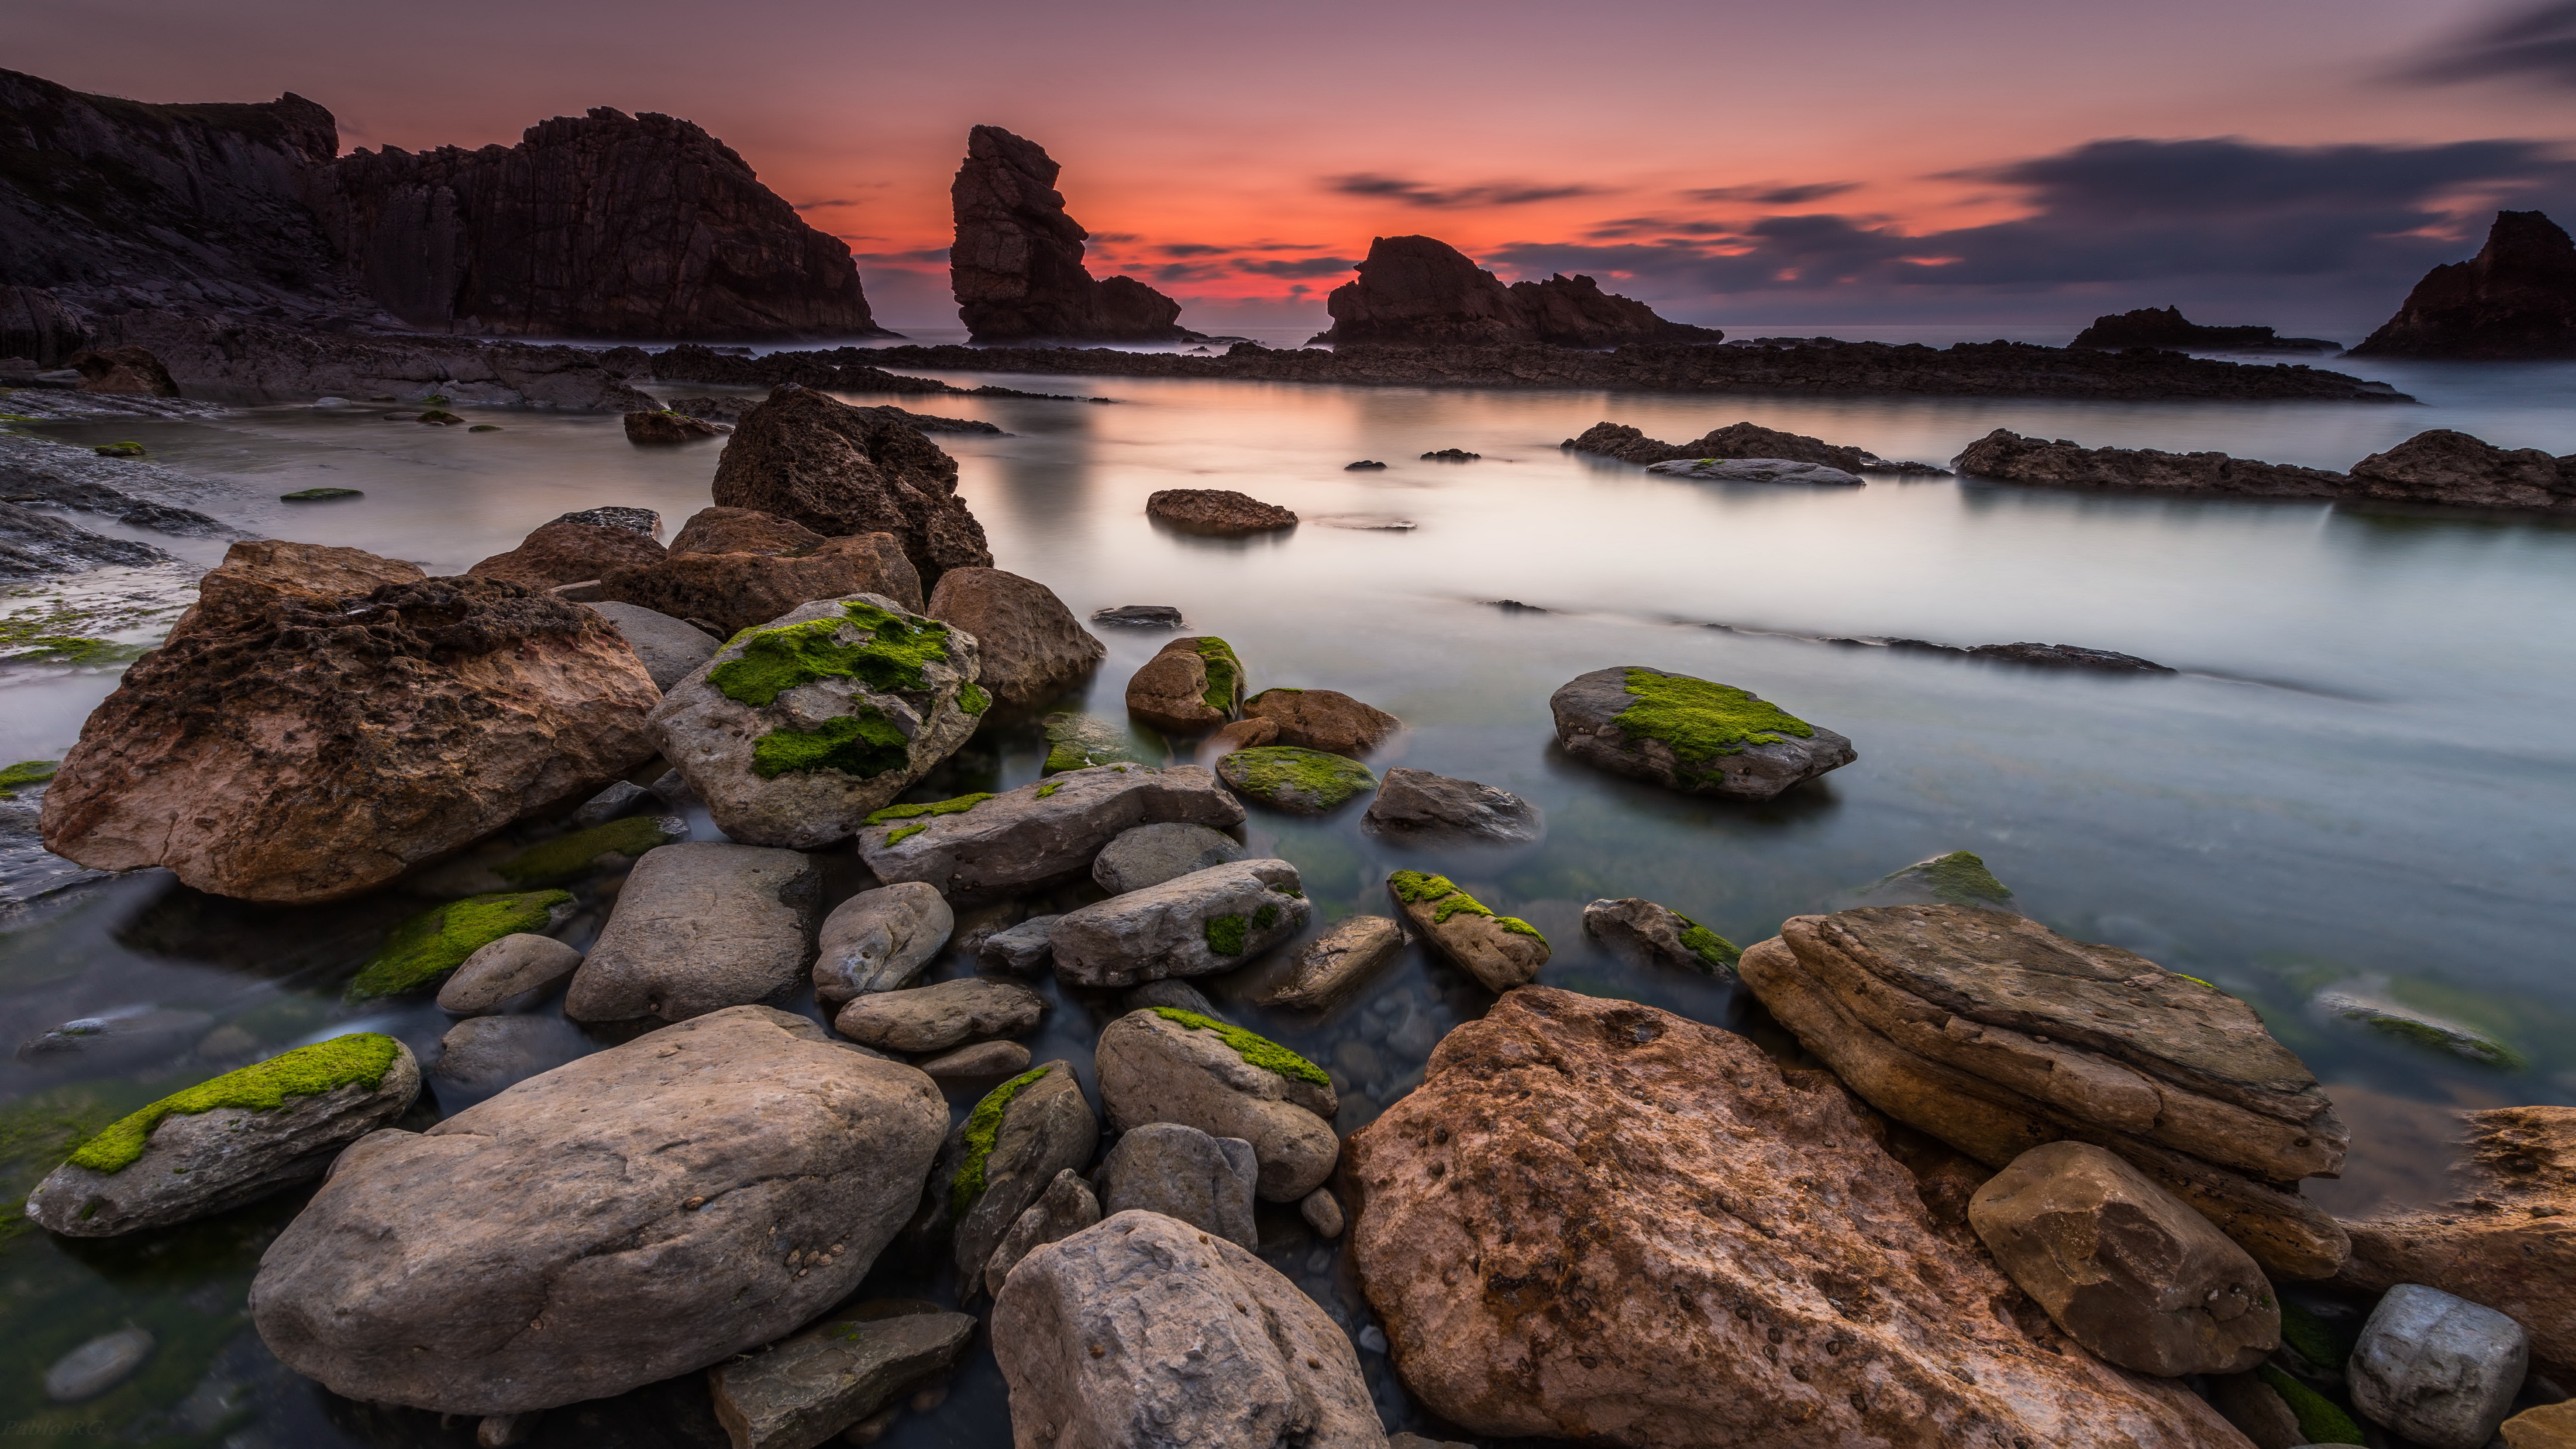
855 246 950 264
1158 243 1230 257
1235 256 1360 279
1327 173 1602 208
1683 182 1859 205
1146 253 1362 283
2398 0 2576 88
1089 232 1141 244
792 198 869 210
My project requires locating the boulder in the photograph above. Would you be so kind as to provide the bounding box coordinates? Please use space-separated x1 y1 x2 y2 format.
1343 986 2255 1449
1091 821 1245 894
25 1033 421 1236
248 1006 947 1415
599 533 925 633
41 554 659 904
1145 488 1298 534
983 1167 1102 1297
992 1211 1384 1448
1565 419 1946 475
584 602 720 689
2352 209 2576 360
2504 1403 2576 1448
937 1061 1100 1282
468 520 668 590
1645 457 1865 486
1217 746 1377 814
1967 1141 2279 1375
1736 904 2352 1279
1093 1122 1259 1248
1095 1007 1337 1201
644 594 984 849
669 505 828 556
437 933 583 1013
2344 429 2576 512
1388 871 1546 993
709 1302 975 1449
1040 711 1153 773
813 882 954 1006
1091 603 1184 628
563 843 821 1023
624 409 725 445
1049 859 1311 988
1361 766 1540 844
950 125 1192 343
924 566 1104 706
923 1041 1031 1080
346 890 577 1001
69 345 180 396
2349 1284 2529 1449
857 764 1244 900
430 1014 575 1091
1583 896 1740 974
1125 635 1244 732
709 384 993 586
833 976 1044 1054
980 915 1061 974
1242 687 1397 754
1258 914 1406 1010
1549 666 1854 800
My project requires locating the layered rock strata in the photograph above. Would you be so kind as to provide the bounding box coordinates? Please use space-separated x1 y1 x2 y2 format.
949 126 1192 343
2353 210 2576 359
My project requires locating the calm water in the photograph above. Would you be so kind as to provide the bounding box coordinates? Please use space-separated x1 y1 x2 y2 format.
4 348 2574 1445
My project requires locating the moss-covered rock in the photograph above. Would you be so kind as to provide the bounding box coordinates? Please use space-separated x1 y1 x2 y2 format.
1841 850 2017 910
1389 870 1547 992
490 814 687 887
1040 711 1153 774
2310 983 2524 1069
1582 896 1738 975
1215 746 1376 814
346 890 575 1001
1125 636 1246 733
1549 665 1855 800
1150 1007 1329 1087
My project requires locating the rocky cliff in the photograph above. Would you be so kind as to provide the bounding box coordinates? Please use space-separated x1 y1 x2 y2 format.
949 126 1192 343
1309 235 1721 347
2351 210 2576 359
2069 306 2337 353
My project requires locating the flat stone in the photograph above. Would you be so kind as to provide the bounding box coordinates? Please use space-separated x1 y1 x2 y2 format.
438 933 583 1014
921 1040 1031 1081
933 1060 1099 1283
45 1327 155 1402
1259 915 1405 1010
857 765 1244 901
2349 1284 2528 1449
1095 1122 1259 1248
813 882 954 1007
1049 859 1311 988
586 601 721 690
1216 746 1376 814
708 1302 975 1449
1146 487 1299 534
1645 456 1865 485
1388 871 1547 994
1091 604 1183 628
978 915 1061 973
1096 1007 1336 1202
1241 688 1398 755
1549 665 1855 800
983 1168 1101 1298
564 843 821 1023
1091 821 1245 894
1361 766 1541 844
1583 897 1739 975
832 977 1045 1054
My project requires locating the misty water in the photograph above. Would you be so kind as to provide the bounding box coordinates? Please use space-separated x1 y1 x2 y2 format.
5 348 2575 1446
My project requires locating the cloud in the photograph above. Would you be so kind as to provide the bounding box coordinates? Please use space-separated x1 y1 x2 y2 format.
2397 0 2576 87
1327 173 1602 208
1146 254 1362 283
1158 243 1231 257
855 246 951 264
1683 182 1860 205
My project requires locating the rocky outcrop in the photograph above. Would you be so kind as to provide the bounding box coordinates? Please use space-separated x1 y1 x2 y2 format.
92 311 660 409
2071 306 2339 352
1388 871 1546 993
1049 859 1311 987
467 519 667 589
949 125 1192 343
1242 688 1397 754
2345 429 2576 510
1145 488 1298 534
1342 987 2252 1449
856 765 1245 899
2353 210 2576 359
1566 419 1947 474
1361 767 1541 844
813 882 953 1005
1647 457 1863 486
1549 665 1855 801
1095 1010 1338 1201
923 566 1104 706
1310 235 1717 347
563 843 820 1023
1510 270 1726 347
598 533 924 633
1954 428 2349 498
709 385 992 586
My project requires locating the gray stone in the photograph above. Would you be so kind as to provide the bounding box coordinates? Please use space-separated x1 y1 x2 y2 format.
1582 897 1740 976
992 1211 1385 1449
569 778 654 829
937 1060 1100 1283
2349 1283 2530 1449
648 766 697 808
1361 766 1542 844
1259 915 1405 1010
45 1326 155 1402
437 933 583 1014
430 1015 581 1092
813 882 954 1007
1388 872 1548 994
249 1006 947 1415
1095 1123 1259 1249
856 764 1244 900
832 977 1045 1054
1049 859 1311 989
565 843 820 1023
1300 1186 1345 1239
1549 665 1855 801
708 1301 975 1449
979 915 1061 973
921 1040 1031 1080
1091 822 1245 894
1840 850 2018 911
1095 1008 1337 1202
1091 604 1183 628
2312 983 2521 1068
586 601 721 691
1123 978 1220 1017
983 1168 1102 1297
1645 456 1865 485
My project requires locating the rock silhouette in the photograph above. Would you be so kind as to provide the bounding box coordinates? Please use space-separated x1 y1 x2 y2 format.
949 126 1193 342
2353 210 2576 359
2070 306 2338 352
1309 235 1719 347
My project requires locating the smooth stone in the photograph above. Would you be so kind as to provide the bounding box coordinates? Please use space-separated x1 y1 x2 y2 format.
708 1301 975 1449
920 1040 1032 1080
923 566 1104 707
1240 687 1398 754
1582 897 1739 975
832 977 1045 1054
1094 1122 1259 1249
2349 1283 2530 1449
563 843 822 1023
569 778 653 829
813 882 955 1007
934 1060 1100 1283
438 934 584 1014
45 1326 155 1401
1091 821 1246 894
430 1015 577 1091
1095 1008 1337 1202
1215 746 1376 814
983 1168 1102 1298
1049 859 1311 988
585 601 722 690
1644 456 1865 485
1360 766 1541 844
1300 1186 1345 1239
1125 635 1245 733
1124 979 1221 1018
1259 915 1406 1010
856 765 1245 901
978 915 1061 973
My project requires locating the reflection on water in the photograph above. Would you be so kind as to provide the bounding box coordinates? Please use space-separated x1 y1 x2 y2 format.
5 361 2575 1445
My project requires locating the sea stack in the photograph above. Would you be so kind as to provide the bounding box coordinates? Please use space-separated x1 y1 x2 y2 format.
2350 210 2576 360
1308 235 1721 347
949 125 1194 343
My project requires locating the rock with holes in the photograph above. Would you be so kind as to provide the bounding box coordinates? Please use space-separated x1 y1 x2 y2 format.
563 843 820 1023
1344 986 2261 1449
1095 1122 1259 1249
709 1300 975 1449
813 882 954 1006
248 1006 946 1415
992 1211 1385 1449
1388 871 1547 993
1548 665 1854 800
927 1060 1099 1284
644 593 985 850
1049 859 1310 989
1095 1007 1337 1202
2349 1284 2529 1449
832 976 1044 1054
856 765 1244 901
983 1168 1102 1297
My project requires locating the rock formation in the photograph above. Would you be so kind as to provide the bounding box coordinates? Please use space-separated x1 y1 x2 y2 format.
1309 235 1720 347
709 384 993 586
1550 665 1855 800
1958 427 2576 511
854 765 1244 900
2070 306 2338 352
1566 419 1947 474
1144 488 1298 534
2353 210 2576 359
949 125 1193 342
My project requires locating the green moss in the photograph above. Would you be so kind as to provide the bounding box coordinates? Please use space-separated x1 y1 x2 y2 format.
1611 667 1815 781
708 600 954 707
1221 746 1375 809
1206 914 1249 955
1193 637 1244 713
866 792 995 827
1674 915 1742 971
492 815 677 887
2279 1302 2344 1372
279 486 363 501
1252 903 1280 930
0 758 58 799
2256 1366 2363 1444
1041 712 1150 774
1389 870 1542 943
958 682 991 716
1432 893 1493 925
1035 781 1061 799
469 424 502 433
1917 851 2013 904
751 709 910 780
67 1034 403 1174
1151 1008 1330 1086
1389 869 1458 905
92 441 146 457
953 1066 1052 1217
1497 915 1547 943
885 823 928 846
345 890 572 1001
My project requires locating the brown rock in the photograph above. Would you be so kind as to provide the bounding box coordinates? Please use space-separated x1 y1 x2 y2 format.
2209 1373 2308 1449
597 533 922 632
832 977 1046 1054
1242 688 1397 754
922 1040 1031 1081
1144 488 1298 534
709 384 991 587
1953 429 2349 499
2352 209 2576 360
925 567 1104 706
1126 637 1231 733
1344 987 2254 1449
1310 235 1716 347
1258 915 1405 1010
2503 1402 2576 1448
1387 871 1546 993
2344 429 2576 511
70 346 181 396
468 520 668 590
622 410 724 445
1564 419 1945 475
668 506 827 557
1210 717 1277 751
949 125 1192 343
165 539 426 639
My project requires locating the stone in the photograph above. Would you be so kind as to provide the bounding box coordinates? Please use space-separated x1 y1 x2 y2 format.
1095 1122 1260 1248
1125 635 1245 733
857 765 1244 900
1645 456 1866 486
709 384 990 586
70 345 181 396
624 409 725 445
468 520 668 589
15 1006 213 1069
346 891 579 1001
2344 429 2576 512
45 1327 155 1402
1567 420 1944 474
813 882 955 1006
1259 915 1407 1011
1967 1141 2279 1375
1212 717 1279 751
1125 979 1221 1017
2504 1403 2576 1449
2071 306 2340 352
1953 429 2352 500
1095 1007 1337 1201
564 843 821 1023
1040 711 1153 773
1090 604 1183 628
924 567 1104 706
980 915 1061 973
1736 904 2353 1280
935 1060 1100 1282
1344 987 2254 1449
709 1301 974 1449
668 505 827 556
1049 859 1311 988
571 778 653 828
1387 871 1547 994
1091 821 1246 894
1583 897 1740 975
1841 850 2017 910
600 533 925 633
834 977 1044 1054
1145 488 1298 534
1310 234 1716 348
1419 448 1480 461
430 1015 570 1091
437 933 584 1013
576 601 721 690
1218 747 1377 814
25 1033 422 1236
2353 209 2576 359
983 1168 1102 1297
1242 688 1398 755
2208 1372 2307 1449
1549 665 1855 801
950 126 1192 343
41 550 658 905
554 505 660 535
922 1040 1032 1080
249 1007 945 1415
644 594 984 850
992 1211 1384 1449
1361 766 1540 844
2349 1284 2529 1449
1300 1187 1345 1238
2311 982 2521 1067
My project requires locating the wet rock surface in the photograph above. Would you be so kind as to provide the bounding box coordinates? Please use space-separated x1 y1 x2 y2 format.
668 505 828 556
1242 688 1398 755
1091 821 1246 894
923 566 1103 706
1093 1122 1259 1248
2345 428 2576 511
1217 746 1378 814
1096 1007 1338 1201
584 600 721 689
1647 457 1865 485
857 765 1244 900
1090 603 1183 628
950 126 1193 343
1956 428 2356 499
623 409 726 445
467 519 667 589
1361 766 1542 844
2349 1284 2529 1449
1050 859 1310 987
1550 665 1855 800
1144 488 1298 534
813 882 954 1005
833 976 1044 1054
1125 635 1243 733
1259 914 1406 1010
935 1060 1099 1282
564 842 821 1023
708 385 992 586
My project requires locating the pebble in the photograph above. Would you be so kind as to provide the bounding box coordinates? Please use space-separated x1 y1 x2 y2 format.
46 1326 155 1401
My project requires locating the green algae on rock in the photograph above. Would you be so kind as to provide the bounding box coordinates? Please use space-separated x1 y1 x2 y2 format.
2310 982 2525 1069
2257 1365 2365 1444
1040 712 1153 774
1215 746 1376 814
492 815 683 887
92 441 146 457
868 792 995 846
1389 870 1549 991
1842 850 2018 911
280 487 364 501
751 708 911 780
952 1065 1053 1217
1150 1006 1331 1088
1675 915 1742 970
710 600 956 707
1549 664 1856 800
69 1034 405 1174
345 890 574 1001
1193 637 1245 713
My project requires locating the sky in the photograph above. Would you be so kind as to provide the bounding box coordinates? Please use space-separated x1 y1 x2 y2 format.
12 0 2576 337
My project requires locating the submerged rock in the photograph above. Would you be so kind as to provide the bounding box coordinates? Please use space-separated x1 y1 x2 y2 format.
813 881 954 1005
1361 766 1540 844
2349 1284 2528 1449
1217 746 1376 814
709 385 992 587
1582 897 1738 974
1258 914 1406 1010
856 764 1243 900
1039 711 1153 773
924 566 1103 706
44 1326 156 1402
708 1302 974 1449
1241 687 1398 755
1092 821 1246 894
467 519 667 589
563 843 821 1023
1884 638 2177 672
437 933 584 1013
1389 870 1546 992
599 532 925 632
1050 859 1311 988
1549 665 1854 800
1953 429 2350 499
1095 1007 1337 1201
1840 850 2016 910
1125 635 1246 733
1145 488 1298 534
1089 603 1183 628
1645 457 1864 486
2311 982 2523 1067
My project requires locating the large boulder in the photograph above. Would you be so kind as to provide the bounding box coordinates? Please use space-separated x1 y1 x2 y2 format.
2344 429 2576 511
1095 1007 1336 1201
935 1060 1100 1282
1242 687 1398 754
1093 1122 1259 1248
1549 666 1854 800
924 566 1104 706
1361 766 1540 844
585 602 720 690
1049 859 1311 988
2352 208 2576 360
1736 904 2352 1279
25 1034 420 1236
1311 235 1715 347
855 764 1244 900
709 1301 975 1449
2349 1284 2529 1449
708 384 993 586
813 881 953 1005
1124 635 1243 733
1388 871 1546 992
599 533 925 632
832 976 1044 1054
950 125 1192 343
992 1211 1385 1449
1343 987 2255 1449
467 520 667 589
41 548 658 904
563 843 821 1023
1145 488 1298 534
645 594 984 849
249 1007 947 1414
